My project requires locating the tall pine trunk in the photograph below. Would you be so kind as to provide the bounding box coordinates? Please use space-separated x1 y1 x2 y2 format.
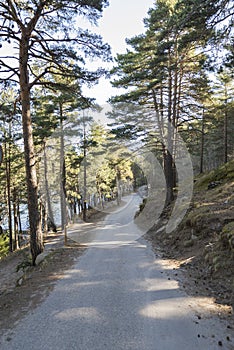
59 104 67 242
13 189 19 250
224 84 228 164
20 33 43 265
43 144 56 232
166 50 174 204
5 140 13 252
200 108 205 174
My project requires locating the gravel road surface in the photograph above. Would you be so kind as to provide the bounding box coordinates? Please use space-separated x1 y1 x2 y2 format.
0 194 232 349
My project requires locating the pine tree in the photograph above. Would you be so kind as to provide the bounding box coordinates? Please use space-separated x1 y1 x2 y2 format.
110 0 211 203
0 0 110 264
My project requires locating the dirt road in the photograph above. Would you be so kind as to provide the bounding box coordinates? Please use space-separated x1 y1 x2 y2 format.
0 194 233 349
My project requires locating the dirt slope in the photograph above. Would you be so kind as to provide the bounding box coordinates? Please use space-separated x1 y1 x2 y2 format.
144 161 234 317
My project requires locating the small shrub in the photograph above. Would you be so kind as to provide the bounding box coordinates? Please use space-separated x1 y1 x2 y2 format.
0 233 9 259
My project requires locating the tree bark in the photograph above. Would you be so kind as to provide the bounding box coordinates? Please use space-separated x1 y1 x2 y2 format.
59 104 67 242
43 144 56 232
13 188 19 250
166 49 174 204
83 115 87 221
200 108 205 174
5 140 13 252
224 84 228 164
19 33 43 265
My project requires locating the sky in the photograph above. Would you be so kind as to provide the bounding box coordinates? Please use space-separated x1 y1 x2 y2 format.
1 0 155 106
83 0 155 105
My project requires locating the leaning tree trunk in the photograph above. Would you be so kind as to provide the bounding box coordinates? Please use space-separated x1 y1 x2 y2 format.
20 34 43 265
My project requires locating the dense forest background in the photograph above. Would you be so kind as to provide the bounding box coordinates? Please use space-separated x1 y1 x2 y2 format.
0 0 233 264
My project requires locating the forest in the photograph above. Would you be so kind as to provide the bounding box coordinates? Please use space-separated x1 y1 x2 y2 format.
0 0 233 269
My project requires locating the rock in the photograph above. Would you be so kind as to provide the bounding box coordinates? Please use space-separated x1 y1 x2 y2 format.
35 251 50 265
207 181 222 190
17 277 23 286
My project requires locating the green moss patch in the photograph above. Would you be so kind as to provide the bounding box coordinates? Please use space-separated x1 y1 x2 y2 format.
195 160 234 190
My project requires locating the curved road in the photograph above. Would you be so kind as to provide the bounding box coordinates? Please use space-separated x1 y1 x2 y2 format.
0 194 232 349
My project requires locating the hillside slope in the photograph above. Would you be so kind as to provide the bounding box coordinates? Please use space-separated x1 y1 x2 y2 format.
144 160 234 311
